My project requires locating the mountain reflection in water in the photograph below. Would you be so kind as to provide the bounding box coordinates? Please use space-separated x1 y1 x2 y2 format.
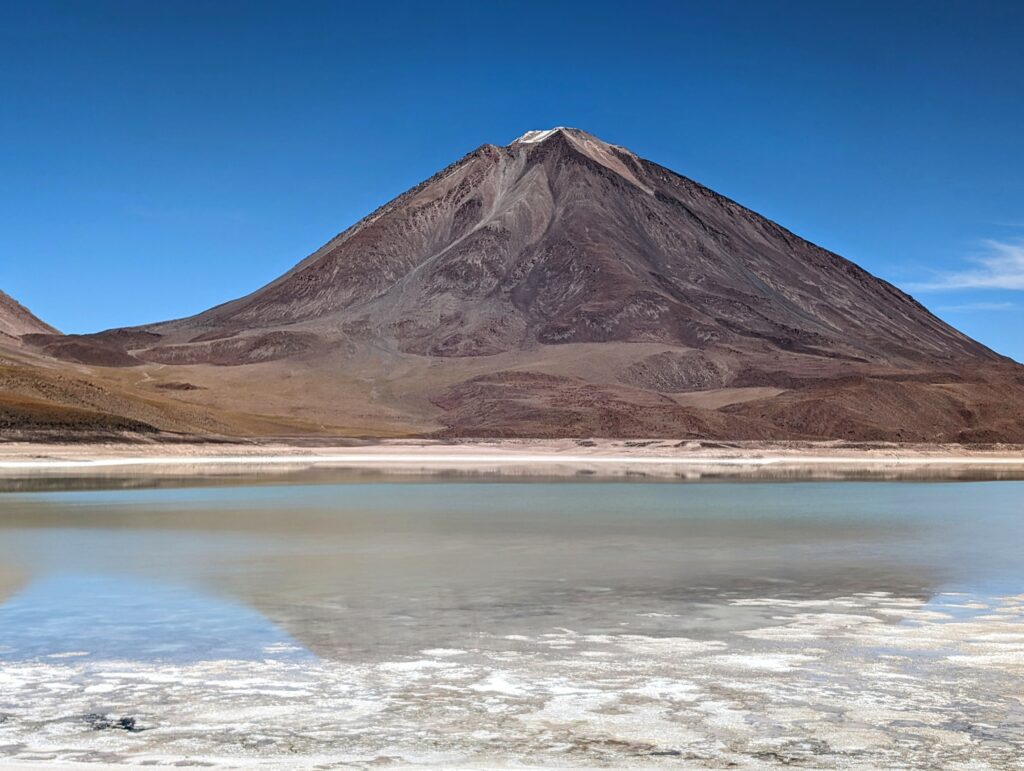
0 574 314 663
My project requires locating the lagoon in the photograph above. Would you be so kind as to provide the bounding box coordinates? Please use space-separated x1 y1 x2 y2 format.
0 479 1022 768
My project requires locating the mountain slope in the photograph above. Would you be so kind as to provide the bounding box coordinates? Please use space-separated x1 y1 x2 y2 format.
0 291 254 439
0 290 57 343
139 128 994 367
20 128 1024 441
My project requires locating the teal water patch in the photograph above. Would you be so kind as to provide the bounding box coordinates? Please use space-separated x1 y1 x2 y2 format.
0 573 316 663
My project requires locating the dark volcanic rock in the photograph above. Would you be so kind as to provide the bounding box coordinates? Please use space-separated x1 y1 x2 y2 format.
85 713 144 732
430 370 769 439
21 329 164 367
153 381 205 391
137 330 321 366
621 351 733 391
22 334 141 367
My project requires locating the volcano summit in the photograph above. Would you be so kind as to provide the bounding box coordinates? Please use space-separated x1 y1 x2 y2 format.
12 128 1024 441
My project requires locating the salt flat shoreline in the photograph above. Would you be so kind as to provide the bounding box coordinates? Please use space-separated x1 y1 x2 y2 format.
0 762 852 771
0 438 1022 478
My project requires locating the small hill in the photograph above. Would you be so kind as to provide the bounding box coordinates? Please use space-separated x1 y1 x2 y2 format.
0 290 57 343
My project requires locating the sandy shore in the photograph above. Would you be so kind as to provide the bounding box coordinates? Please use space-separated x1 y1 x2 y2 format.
0 438 1022 479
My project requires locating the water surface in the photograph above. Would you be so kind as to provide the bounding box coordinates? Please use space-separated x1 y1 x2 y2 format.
0 480 1021 768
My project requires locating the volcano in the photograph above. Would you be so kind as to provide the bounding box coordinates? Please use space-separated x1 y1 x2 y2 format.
18 128 1024 441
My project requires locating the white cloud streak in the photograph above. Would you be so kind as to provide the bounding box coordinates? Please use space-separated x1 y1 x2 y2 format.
911 239 1024 291
935 301 1017 313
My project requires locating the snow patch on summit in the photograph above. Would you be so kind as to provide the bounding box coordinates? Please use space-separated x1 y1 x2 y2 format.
510 127 652 194
513 128 567 144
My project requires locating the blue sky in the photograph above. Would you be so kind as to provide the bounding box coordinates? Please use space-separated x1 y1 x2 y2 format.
2 1 1022 361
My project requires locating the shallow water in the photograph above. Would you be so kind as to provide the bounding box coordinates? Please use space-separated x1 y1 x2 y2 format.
0 480 1022 768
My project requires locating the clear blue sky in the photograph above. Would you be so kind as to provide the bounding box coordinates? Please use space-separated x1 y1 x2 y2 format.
2 1 1022 361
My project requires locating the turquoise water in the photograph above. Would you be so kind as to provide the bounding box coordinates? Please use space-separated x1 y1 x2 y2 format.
0 480 1021 767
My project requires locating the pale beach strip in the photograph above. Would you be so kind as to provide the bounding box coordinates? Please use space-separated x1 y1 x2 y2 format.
1 447 1023 471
